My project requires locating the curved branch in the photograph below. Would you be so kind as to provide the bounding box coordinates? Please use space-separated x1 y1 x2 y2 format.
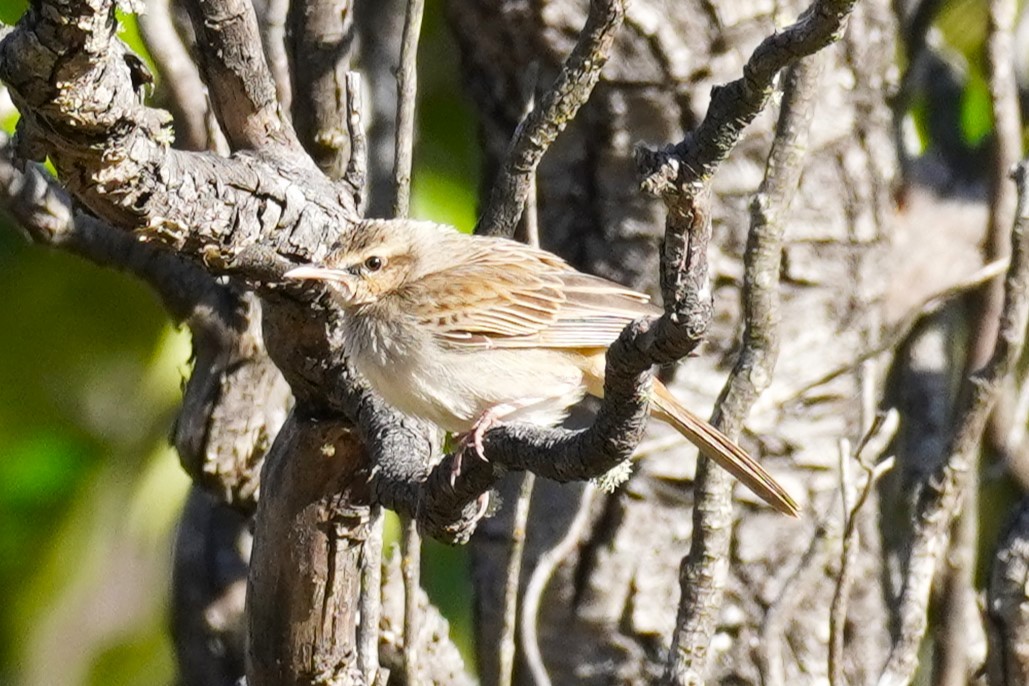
140 0 217 152
635 0 857 204
475 0 627 237
0 0 359 264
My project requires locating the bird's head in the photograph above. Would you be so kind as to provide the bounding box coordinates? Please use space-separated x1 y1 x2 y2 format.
284 220 450 307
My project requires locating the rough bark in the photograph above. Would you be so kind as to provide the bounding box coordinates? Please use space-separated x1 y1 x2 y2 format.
4 0 1027 684
448 0 897 682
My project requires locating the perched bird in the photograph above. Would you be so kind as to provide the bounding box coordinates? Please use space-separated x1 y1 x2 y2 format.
285 220 799 516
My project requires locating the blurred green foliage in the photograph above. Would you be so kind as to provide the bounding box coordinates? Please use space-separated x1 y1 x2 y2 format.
0 1 27 25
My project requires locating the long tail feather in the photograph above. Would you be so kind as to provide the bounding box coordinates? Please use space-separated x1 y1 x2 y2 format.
650 380 799 517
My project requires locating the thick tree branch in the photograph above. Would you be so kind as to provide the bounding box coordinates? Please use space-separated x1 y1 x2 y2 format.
245 411 372 686
181 0 297 150
286 0 356 177
0 137 286 508
0 0 359 265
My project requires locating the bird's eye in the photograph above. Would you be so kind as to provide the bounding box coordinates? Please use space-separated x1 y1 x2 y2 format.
364 256 384 272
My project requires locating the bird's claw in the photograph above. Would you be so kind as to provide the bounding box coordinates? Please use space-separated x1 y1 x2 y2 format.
451 410 502 486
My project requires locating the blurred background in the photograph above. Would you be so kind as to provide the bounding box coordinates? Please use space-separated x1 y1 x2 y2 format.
0 1 479 683
0 0 1012 683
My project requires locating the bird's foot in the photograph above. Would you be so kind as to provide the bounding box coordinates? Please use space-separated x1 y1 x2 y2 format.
451 408 504 484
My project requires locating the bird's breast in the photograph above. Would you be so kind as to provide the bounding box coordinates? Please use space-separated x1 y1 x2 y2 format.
343 310 588 433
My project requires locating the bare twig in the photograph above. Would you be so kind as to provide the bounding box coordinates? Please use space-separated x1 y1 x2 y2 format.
257 0 292 109
344 72 368 213
139 0 213 151
956 22 1025 675
878 161 1029 686
521 484 598 686
830 412 898 686
476 0 627 237
389 3 426 680
636 0 857 203
401 518 421 683
359 505 384 683
379 552 475 685
391 0 424 218
498 473 535 686
933 472 984 686
977 0 1022 373
664 53 823 685
499 125 542 686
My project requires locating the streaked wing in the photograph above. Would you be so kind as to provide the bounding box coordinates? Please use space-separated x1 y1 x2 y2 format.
403 238 659 349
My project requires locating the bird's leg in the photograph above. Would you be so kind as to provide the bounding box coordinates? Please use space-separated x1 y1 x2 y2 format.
467 407 504 461
451 398 544 486
451 394 567 492
451 406 506 486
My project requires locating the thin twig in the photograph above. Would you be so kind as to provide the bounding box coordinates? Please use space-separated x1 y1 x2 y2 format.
976 0 1022 373
401 518 421 684
258 0 292 110
498 473 535 686
878 0 1023 681
390 2 426 680
476 0 627 237
932 471 983 686
664 54 823 685
138 0 212 151
498 110 542 686
521 484 598 686
830 455 896 686
829 411 898 686
359 505 385 683
391 0 424 219
784 258 1010 404
878 161 1029 686
344 72 368 213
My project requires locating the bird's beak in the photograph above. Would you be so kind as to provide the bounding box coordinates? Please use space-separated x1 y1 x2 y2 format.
284 265 353 296
284 265 343 282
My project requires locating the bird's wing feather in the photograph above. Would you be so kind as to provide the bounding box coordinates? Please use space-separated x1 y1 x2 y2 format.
402 238 659 349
